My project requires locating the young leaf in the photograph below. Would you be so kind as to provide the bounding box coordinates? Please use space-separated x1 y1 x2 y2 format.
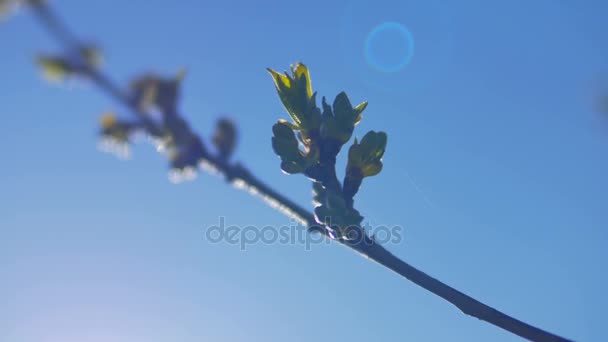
320 92 368 146
343 131 388 199
267 62 321 133
271 122 306 174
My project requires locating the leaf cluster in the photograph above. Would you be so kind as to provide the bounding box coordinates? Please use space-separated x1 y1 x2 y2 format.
269 63 387 239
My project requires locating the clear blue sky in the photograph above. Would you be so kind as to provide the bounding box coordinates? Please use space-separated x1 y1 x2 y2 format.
1 0 607 341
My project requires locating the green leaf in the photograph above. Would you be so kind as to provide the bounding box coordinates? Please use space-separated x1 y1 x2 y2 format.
271 121 320 174
277 119 299 130
353 101 368 125
320 92 369 145
333 92 354 123
292 62 313 98
272 122 298 158
272 122 305 174
346 130 387 178
267 62 321 133
361 162 383 177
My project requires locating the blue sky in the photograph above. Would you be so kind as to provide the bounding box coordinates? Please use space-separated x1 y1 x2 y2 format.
1 0 607 341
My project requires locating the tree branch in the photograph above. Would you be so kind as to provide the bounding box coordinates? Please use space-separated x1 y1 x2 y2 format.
25 2 572 341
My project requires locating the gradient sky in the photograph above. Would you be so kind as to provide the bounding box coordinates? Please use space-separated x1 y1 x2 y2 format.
1 0 608 341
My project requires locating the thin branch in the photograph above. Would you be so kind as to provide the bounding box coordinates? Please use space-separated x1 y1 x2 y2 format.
347 241 571 342
26 3 572 341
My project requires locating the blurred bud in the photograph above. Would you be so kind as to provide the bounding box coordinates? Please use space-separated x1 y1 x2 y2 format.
0 0 41 20
100 113 118 129
212 118 237 160
0 0 17 19
130 69 185 113
79 45 102 69
36 55 75 82
100 112 130 141
267 63 321 135
271 121 319 174
149 131 174 154
98 112 140 159
167 135 205 178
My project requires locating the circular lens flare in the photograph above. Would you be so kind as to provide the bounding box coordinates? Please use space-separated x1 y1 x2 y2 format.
339 0 454 94
365 22 414 73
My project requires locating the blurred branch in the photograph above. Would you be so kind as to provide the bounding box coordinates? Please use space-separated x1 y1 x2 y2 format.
24 2 571 341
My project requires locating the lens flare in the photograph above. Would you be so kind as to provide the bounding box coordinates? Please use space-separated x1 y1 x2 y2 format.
364 22 415 73
339 0 454 94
